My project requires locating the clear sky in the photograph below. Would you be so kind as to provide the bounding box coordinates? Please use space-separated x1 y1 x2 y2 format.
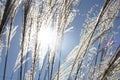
0 0 120 80
0 0 104 79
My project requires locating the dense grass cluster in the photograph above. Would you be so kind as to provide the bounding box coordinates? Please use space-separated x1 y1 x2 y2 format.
0 0 120 80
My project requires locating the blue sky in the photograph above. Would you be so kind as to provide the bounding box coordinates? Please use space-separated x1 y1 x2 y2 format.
0 0 104 79
1 0 120 80
61 0 104 62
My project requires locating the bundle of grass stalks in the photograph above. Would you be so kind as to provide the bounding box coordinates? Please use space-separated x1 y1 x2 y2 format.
0 0 120 80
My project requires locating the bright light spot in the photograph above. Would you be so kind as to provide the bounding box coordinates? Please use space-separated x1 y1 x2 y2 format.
38 27 57 49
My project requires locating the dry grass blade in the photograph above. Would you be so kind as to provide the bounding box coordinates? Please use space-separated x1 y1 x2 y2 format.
20 0 32 80
0 0 12 35
100 46 120 80
3 2 20 79
3 16 14 80
67 0 112 79
0 0 22 37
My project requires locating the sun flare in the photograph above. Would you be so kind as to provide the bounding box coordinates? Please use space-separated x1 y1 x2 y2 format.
38 28 57 49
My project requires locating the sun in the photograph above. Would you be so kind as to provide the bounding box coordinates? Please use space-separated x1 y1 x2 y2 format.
38 27 57 49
